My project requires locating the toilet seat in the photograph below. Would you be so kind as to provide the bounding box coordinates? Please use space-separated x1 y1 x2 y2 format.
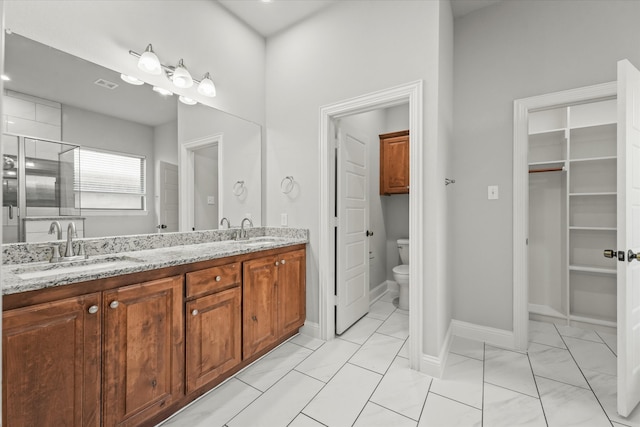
392 264 409 275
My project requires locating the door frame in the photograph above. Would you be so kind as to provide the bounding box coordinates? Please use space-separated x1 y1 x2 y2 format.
179 134 223 232
319 80 423 370
512 82 617 350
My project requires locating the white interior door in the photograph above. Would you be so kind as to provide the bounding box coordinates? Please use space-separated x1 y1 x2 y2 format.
336 125 370 335
617 58 640 417
159 161 179 232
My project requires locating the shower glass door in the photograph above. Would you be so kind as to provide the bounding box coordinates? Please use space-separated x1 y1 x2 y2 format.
2 134 20 243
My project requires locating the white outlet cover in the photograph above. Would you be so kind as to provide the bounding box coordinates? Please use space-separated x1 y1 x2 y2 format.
488 185 499 200
207 196 215 205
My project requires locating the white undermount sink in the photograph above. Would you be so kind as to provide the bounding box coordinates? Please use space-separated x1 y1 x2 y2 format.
236 237 286 247
12 255 145 280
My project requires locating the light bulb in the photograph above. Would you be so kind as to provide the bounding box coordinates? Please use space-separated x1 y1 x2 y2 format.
172 59 193 88
120 74 144 85
138 44 161 75
179 95 197 105
152 86 173 96
1 74 10 81
197 72 217 97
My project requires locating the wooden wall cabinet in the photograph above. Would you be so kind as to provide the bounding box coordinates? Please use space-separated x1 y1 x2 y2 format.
243 248 306 359
2 293 101 427
379 130 410 195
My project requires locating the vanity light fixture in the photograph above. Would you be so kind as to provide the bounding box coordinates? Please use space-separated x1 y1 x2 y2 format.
120 74 144 85
178 95 197 105
197 72 217 97
152 86 173 96
171 59 193 88
129 44 217 97
137 44 162 75
1 74 10 81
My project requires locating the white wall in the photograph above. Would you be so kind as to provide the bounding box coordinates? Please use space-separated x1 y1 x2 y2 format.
3 0 265 125
452 0 640 331
62 105 157 237
265 0 453 357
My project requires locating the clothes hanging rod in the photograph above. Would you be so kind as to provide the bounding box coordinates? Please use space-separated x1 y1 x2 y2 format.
529 167 565 174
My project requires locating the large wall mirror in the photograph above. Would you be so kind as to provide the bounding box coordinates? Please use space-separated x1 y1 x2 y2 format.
2 32 262 243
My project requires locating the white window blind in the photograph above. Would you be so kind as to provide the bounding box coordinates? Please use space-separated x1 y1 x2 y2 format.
74 148 146 210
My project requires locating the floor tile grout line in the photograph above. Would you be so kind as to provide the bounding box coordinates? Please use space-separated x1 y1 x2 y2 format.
287 413 328 427
416 372 434 423
481 341 486 427
363 401 420 425
594 329 617 357
553 323 615 426
429 391 483 412
525 346 550 427
483 380 541 400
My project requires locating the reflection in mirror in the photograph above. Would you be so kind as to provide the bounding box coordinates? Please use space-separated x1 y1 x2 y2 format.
2 32 261 243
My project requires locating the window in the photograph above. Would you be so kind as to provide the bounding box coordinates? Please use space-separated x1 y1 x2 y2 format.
74 148 146 210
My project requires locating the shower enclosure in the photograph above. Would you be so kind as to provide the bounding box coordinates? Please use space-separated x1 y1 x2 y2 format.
2 133 82 243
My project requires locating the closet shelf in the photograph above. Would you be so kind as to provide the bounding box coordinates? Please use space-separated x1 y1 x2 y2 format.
569 122 616 133
569 156 617 163
529 128 566 136
569 226 617 231
569 265 617 275
569 192 616 197
528 160 565 166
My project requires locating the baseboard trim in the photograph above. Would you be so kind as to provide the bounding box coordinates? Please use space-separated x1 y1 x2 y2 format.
419 321 453 378
299 321 321 339
370 281 390 303
451 319 514 349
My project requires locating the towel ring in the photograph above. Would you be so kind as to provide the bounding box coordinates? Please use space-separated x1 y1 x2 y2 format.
233 180 245 196
281 176 295 194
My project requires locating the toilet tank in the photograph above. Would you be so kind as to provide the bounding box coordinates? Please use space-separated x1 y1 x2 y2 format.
397 238 410 264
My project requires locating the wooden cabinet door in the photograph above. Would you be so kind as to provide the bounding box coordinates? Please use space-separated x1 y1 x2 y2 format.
380 131 410 195
186 286 241 393
277 249 306 336
243 255 278 358
103 276 184 427
3 293 101 427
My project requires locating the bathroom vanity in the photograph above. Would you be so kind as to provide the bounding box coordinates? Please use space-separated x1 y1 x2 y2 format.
1 228 307 427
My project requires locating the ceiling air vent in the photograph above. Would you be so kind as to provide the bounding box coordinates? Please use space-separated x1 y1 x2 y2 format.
94 78 119 90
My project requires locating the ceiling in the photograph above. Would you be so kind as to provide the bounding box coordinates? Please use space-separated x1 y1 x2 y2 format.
217 0 504 38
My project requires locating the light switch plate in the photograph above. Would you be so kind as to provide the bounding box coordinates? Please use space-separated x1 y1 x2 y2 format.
281 213 288 226
488 185 499 200
207 196 215 205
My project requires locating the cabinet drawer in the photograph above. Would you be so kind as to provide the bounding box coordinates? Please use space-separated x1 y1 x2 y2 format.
186 262 241 298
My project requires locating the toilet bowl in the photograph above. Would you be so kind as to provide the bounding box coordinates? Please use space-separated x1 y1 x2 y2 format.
392 238 410 310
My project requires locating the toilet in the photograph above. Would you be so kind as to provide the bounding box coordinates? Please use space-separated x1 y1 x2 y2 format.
392 238 410 310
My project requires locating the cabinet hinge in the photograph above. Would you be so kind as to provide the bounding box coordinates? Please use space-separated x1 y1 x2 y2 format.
333 295 338 306
334 217 339 227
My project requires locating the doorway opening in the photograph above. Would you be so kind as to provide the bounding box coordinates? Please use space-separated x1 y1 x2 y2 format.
319 80 424 370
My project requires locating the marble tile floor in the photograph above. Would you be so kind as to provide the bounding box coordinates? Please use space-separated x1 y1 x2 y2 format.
159 295 638 427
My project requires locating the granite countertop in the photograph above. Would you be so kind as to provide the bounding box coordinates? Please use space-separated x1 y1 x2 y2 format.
2 235 307 296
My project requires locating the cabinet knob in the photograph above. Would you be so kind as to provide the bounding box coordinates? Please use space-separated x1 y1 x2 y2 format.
215 275 221 282
275 261 279 266
88 305 98 314
110 301 119 309
281 259 286 264
191 309 199 316
252 315 257 321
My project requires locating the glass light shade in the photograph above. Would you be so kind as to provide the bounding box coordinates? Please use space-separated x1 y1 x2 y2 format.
1 74 10 81
172 59 193 88
120 74 144 85
197 73 217 97
152 86 173 96
138 44 161 75
179 95 197 105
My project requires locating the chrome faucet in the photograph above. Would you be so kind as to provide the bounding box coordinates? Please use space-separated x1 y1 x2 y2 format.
48 221 62 240
220 217 231 229
65 222 77 257
240 217 253 240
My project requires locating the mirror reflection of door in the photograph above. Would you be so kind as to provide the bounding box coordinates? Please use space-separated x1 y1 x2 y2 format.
158 161 179 233
193 145 218 230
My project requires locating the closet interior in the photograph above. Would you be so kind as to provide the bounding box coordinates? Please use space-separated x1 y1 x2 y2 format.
528 98 618 332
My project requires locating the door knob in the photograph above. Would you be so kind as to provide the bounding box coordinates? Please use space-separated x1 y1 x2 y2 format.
366 230 374 237
603 249 616 258
156 224 167 229
628 249 638 262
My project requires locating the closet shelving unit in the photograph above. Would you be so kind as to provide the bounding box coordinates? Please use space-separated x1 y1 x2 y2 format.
528 98 617 329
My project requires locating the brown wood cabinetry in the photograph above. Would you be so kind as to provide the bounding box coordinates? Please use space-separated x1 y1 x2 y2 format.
243 249 306 358
185 263 241 393
379 130 410 195
3 244 305 427
2 293 101 427
103 276 184 427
